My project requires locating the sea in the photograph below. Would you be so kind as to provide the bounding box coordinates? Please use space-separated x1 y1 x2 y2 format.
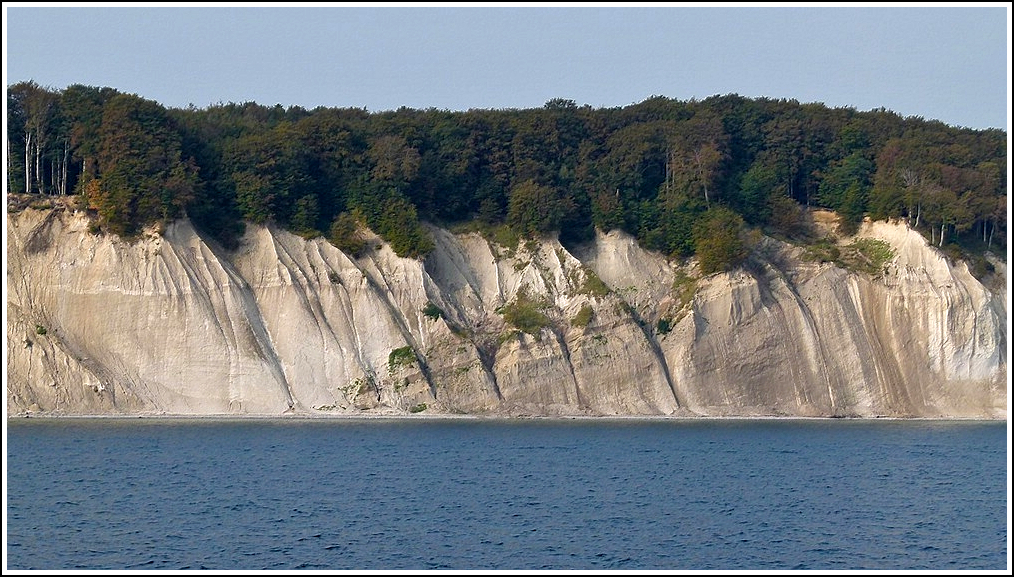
4 417 1009 571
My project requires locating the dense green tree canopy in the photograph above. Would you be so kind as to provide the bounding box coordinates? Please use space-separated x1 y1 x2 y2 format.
6 84 1007 263
88 94 198 236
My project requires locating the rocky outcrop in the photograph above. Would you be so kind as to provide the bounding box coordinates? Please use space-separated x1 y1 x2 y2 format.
6 206 1007 418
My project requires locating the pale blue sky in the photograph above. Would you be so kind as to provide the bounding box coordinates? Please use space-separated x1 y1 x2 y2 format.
3 4 1011 130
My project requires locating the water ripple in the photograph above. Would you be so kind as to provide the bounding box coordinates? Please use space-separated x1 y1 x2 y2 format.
6 418 1006 570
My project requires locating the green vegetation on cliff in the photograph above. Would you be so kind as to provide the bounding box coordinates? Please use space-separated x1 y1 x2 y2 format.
7 82 1006 266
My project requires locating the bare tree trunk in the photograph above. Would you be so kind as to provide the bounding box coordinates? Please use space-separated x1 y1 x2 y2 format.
24 131 32 193
34 139 44 195
34 141 40 194
6 134 16 194
939 222 945 247
914 203 920 229
79 157 88 192
987 220 994 251
61 141 69 196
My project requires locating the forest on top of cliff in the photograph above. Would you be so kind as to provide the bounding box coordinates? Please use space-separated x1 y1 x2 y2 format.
7 81 1006 275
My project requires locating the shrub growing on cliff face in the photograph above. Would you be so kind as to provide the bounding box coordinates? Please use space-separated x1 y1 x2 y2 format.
969 253 996 282
844 238 894 275
801 236 895 277
579 270 610 297
672 270 697 311
656 317 673 335
328 211 370 257
571 304 594 328
371 194 434 259
803 237 841 264
500 289 552 336
692 206 748 275
422 302 444 320
388 346 416 373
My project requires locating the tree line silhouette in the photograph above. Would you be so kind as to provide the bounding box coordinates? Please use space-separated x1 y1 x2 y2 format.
8 82 1006 272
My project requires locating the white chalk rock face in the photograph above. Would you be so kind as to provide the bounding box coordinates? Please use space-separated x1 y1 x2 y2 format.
6 207 1006 418
7 210 293 414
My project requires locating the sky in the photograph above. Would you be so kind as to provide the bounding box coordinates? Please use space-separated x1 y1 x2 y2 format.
3 3 1011 131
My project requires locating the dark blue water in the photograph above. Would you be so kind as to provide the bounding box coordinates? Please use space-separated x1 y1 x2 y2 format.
5 418 1008 570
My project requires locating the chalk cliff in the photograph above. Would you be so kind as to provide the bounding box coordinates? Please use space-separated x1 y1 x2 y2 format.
6 206 1007 418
